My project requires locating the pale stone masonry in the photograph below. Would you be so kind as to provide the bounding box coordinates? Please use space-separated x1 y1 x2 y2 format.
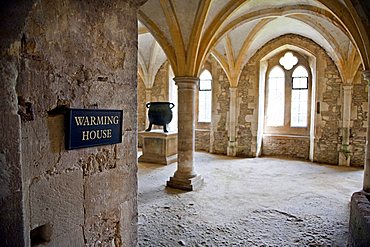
138 76 146 134
262 136 310 160
350 70 368 166
195 130 210 152
211 60 230 154
363 70 370 192
316 61 342 164
237 62 258 157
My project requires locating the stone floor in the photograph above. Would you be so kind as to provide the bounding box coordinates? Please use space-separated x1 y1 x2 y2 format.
138 152 363 246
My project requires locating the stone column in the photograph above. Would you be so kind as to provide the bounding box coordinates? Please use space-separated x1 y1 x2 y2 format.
145 88 152 128
339 85 353 166
227 87 238 156
167 76 203 191
364 70 370 192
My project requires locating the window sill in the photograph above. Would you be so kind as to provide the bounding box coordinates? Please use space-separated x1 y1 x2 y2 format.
196 122 211 130
263 133 309 139
196 129 210 132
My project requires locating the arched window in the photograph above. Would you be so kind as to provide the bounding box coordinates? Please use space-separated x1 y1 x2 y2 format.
291 66 309 127
266 66 285 126
264 51 311 136
198 70 212 122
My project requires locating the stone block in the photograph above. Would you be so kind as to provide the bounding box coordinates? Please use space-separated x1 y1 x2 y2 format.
30 169 84 245
84 208 122 246
84 168 136 218
50 227 84 247
119 197 138 247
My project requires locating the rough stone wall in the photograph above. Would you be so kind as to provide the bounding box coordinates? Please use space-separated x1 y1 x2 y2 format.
239 34 346 164
138 75 146 132
137 75 146 147
1 0 141 246
314 58 342 164
350 69 368 166
195 130 210 152
237 63 258 157
211 57 229 154
151 62 169 102
262 136 310 159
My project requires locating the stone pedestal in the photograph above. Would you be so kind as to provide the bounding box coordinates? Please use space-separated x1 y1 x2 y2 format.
138 130 177 165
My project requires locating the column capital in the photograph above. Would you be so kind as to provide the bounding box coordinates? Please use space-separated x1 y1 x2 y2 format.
229 87 238 93
342 85 353 90
174 76 199 88
363 70 370 82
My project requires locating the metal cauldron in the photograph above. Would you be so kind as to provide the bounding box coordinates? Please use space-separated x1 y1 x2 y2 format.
145 102 175 133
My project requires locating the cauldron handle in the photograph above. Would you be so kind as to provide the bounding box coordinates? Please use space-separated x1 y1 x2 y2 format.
169 103 175 109
146 103 151 108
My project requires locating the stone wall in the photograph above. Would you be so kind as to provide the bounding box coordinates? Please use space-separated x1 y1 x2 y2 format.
195 130 210 152
151 62 169 103
236 63 258 157
138 76 146 132
262 136 310 160
314 58 342 164
1 1 141 246
240 34 347 164
350 69 368 166
211 57 229 154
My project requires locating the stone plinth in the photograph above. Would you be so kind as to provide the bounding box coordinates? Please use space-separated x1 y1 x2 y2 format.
349 191 370 246
167 175 204 191
138 130 177 165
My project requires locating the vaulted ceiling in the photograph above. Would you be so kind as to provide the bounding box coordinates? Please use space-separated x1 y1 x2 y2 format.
138 0 370 87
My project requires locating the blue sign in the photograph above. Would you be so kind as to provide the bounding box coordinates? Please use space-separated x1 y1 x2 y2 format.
65 108 123 150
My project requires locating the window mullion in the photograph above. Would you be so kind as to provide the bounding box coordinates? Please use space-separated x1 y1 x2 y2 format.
285 71 291 128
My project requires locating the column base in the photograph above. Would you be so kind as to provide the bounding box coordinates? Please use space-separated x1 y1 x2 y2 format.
227 141 237 156
166 175 204 191
339 152 350 166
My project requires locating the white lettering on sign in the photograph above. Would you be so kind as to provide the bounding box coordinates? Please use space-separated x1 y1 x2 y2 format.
82 129 113 141
74 115 119 126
